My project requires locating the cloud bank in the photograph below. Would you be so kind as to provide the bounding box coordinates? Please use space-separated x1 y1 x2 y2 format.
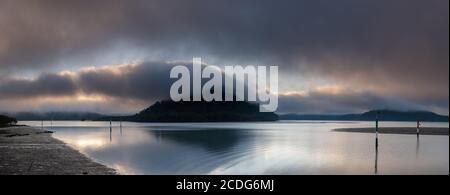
0 0 448 114
1 61 447 114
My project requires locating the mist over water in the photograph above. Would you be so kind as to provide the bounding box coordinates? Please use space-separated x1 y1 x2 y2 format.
21 121 449 175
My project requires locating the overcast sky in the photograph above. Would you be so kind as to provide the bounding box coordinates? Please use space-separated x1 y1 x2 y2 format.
0 0 448 115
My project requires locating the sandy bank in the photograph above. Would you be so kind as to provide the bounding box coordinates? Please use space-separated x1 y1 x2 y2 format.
0 126 116 175
334 127 448 135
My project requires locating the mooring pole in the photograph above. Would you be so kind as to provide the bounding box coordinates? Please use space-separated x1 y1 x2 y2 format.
374 111 379 174
120 119 123 136
416 133 420 159
416 120 420 138
109 119 112 142
375 112 379 148
375 142 378 174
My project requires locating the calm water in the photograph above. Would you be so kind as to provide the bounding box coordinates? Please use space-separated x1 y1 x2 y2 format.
20 121 449 175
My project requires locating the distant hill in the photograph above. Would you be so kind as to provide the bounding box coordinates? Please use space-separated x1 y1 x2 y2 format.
0 115 17 127
100 100 279 122
7 112 107 121
280 109 449 122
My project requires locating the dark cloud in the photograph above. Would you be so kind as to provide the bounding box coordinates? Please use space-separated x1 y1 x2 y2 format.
0 0 448 114
0 60 244 101
0 61 177 101
0 73 77 99
0 0 126 72
76 62 174 101
1 1 447 69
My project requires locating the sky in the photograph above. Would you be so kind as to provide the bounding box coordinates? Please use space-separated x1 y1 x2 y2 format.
0 0 448 115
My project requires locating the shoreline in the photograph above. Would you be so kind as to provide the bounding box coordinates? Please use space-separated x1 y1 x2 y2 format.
334 127 449 135
0 126 116 175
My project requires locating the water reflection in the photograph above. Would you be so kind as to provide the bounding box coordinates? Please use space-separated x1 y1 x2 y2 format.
374 138 379 175
148 129 245 152
416 136 420 159
74 138 107 149
19 121 449 175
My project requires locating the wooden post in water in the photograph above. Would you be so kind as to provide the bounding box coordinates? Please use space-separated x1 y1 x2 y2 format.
109 118 112 142
375 142 378 174
374 111 379 174
416 120 421 138
120 119 123 136
416 133 420 159
375 112 379 148
416 119 420 159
